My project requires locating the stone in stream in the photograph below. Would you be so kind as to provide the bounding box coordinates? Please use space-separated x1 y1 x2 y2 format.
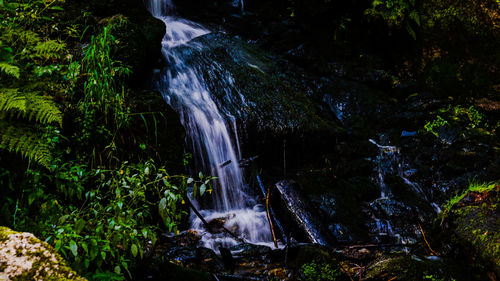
0 226 86 281
207 217 227 234
228 243 272 259
174 230 202 247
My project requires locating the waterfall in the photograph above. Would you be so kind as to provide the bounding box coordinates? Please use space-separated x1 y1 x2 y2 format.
147 0 274 249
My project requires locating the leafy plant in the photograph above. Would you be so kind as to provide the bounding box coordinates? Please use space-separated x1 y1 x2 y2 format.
301 261 341 281
365 0 421 39
82 26 131 127
424 115 448 137
42 161 214 279
441 181 497 220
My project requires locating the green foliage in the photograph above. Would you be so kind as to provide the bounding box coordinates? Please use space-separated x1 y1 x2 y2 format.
0 62 20 78
82 26 131 127
441 181 497 219
423 105 488 138
365 0 421 39
39 161 210 279
301 261 341 281
424 275 456 281
424 115 448 137
0 89 63 126
0 0 71 167
0 121 54 168
33 40 66 61
0 88 62 166
422 0 500 38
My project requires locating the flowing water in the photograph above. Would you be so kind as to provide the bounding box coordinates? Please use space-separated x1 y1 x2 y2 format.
147 0 274 249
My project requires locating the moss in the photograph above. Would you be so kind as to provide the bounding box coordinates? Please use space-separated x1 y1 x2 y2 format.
0 261 7 272
364 255 465 281
439 184 500 278
0 226 16 242
0 227 86 281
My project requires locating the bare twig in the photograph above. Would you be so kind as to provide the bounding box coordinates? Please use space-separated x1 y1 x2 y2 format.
266 187 278 248
418 223 439 256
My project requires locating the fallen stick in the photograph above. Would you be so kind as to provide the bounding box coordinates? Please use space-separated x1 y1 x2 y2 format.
418 223 439 256
184 196 244 243
266 187 278 248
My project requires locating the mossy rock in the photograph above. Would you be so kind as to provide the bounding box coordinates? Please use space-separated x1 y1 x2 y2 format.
180 33 342 134
363 255 465 281
443 185 500 279
0 226 86 281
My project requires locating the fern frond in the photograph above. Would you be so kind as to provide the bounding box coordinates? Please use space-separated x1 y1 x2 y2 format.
0 62 20 78
33 40 65 60
0 88 63 126
1 29 41 46
0 121 52 168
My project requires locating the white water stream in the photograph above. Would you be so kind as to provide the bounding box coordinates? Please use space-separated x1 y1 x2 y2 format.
147 0 274 249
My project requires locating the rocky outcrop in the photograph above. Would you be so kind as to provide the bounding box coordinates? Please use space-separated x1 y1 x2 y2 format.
0 227 85 281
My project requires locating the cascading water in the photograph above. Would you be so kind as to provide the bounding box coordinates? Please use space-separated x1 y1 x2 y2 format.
147 0 274 249
367 138 436 244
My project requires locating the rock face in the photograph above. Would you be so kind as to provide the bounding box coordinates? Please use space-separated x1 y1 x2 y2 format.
0 227 85 281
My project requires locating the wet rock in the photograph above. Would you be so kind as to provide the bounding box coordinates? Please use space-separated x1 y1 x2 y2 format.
141 261 216 281
174 230 202 247
341 247 374 261
196 247 226 273
0 226 85 281
219 247 236 271
207 218 227 234
165 246 198 264
178 32 342 134
362 255 471 281
229 243 272 258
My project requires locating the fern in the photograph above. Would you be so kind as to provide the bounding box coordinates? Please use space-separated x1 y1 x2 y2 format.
33 40 65 60
0 88 63 126
0 62 20 78
0 121 52 168
1 29 41 46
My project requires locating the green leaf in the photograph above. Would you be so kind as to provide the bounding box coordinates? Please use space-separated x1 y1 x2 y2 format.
55 239 62 251
131 244 138 257
158 197 168 226
114 265 121 274
187 178 193 184
199 184 206 196
69 240 78 257
75 219 85 234
81 242 88 254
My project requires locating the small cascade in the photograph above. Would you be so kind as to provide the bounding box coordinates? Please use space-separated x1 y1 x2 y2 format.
147 0 275 249
367 138 430 244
